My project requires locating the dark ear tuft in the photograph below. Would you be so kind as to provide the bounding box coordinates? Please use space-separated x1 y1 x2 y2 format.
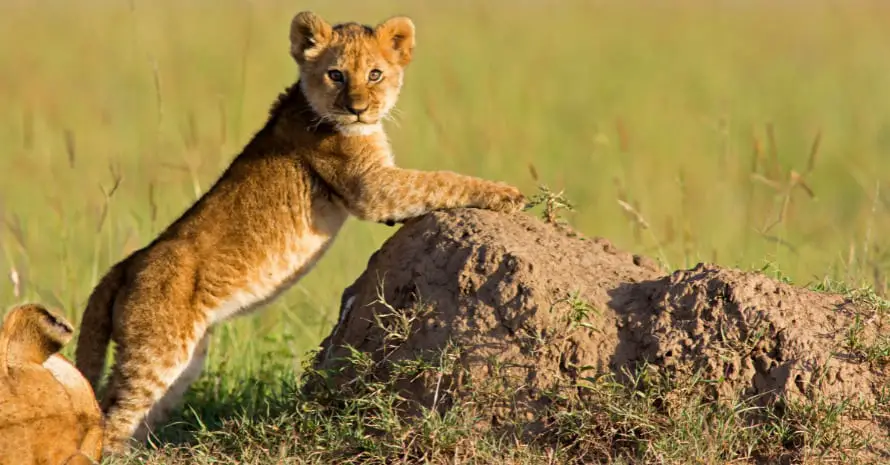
376 16 416 67
290 11 333 64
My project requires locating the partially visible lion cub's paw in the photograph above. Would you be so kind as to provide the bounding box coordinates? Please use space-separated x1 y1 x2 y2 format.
488 184 527 213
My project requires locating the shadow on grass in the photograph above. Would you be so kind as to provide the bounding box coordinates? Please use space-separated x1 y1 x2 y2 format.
145 368 303 448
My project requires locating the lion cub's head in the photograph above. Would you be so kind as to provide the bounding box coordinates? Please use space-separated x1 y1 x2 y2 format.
0 303 74 368
290 11 415 134
0 304 104 464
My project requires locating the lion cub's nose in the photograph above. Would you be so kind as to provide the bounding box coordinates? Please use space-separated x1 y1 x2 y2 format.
345 104 369 116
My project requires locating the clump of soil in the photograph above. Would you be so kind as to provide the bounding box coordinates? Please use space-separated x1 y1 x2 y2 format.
312 209 888 453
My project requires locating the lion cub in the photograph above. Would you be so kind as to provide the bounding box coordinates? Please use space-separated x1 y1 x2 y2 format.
75 11 525 453
0 304 103 464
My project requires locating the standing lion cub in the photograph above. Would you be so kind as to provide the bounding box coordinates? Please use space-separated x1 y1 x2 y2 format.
75 11 526 453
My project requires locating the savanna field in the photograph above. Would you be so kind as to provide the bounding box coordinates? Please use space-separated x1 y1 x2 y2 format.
1 1 890 463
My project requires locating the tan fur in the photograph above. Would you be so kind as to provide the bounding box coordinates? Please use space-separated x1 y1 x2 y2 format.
0 304 103 464
74 11 525 454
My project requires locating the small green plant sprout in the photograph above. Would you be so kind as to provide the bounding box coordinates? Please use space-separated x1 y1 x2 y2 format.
553 290 599 331
759 261 794 284
518 324 548 356
525 163 575 225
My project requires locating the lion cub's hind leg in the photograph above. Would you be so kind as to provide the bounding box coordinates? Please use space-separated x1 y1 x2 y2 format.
141 331 211 437
101 307 207 452
100 245 210 454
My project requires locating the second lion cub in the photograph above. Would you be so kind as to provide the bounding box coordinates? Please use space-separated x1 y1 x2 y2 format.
75 11 525 453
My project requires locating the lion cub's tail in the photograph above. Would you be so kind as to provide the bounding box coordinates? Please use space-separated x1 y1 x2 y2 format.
75 263 125 389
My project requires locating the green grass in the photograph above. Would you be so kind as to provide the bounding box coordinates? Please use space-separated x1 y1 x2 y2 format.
103 343 884 464
811 277 890 368
1 0 889 462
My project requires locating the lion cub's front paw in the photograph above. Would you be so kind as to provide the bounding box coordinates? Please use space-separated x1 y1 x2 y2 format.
487 184 527 213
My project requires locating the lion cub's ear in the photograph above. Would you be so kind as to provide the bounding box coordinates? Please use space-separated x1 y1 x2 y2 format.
0 304 73 367
376 16 415 67
290 11 333 64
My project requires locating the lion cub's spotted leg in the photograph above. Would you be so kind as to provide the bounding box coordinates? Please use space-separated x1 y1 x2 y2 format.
101 317 207 453
140 331 211 438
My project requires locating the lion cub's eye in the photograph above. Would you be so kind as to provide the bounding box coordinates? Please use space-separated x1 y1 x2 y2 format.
368 69 383 82
327 70 344 83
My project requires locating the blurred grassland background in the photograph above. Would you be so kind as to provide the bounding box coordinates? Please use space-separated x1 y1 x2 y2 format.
1 0 889 377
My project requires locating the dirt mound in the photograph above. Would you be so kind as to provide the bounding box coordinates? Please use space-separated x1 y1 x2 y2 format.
315 209 660 411
312 209 888 449
618 264 887 406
